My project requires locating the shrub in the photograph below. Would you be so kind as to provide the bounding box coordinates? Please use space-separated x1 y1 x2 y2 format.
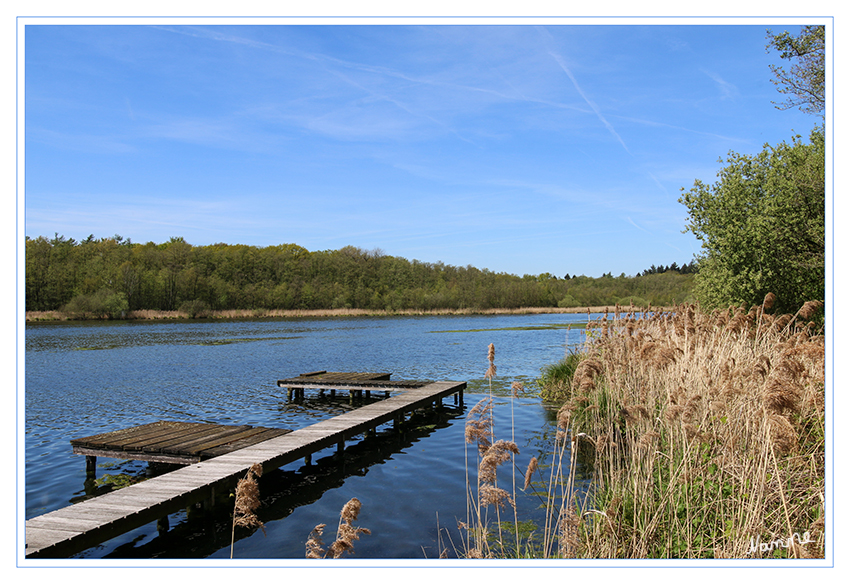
61 289 128 319
558 294 581 308
178 299 211 318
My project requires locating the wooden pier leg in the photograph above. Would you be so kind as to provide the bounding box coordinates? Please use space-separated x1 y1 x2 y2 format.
330 389 336 398
365 390 371 398
157 515 169 534
85 455 96 477
305 453 312 466
337 440 345 455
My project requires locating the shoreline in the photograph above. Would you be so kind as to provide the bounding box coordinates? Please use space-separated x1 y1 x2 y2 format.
24 305 664 323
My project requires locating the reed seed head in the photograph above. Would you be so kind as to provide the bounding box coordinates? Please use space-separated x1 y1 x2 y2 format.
523 456 538 490
233 463 265 533
305 524 326 558
763 292 777 310
798 300 823 321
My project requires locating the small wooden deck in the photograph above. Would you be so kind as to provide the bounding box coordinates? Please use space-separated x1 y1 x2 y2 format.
277 370 428 398
71 421 292 469
25 374 465 559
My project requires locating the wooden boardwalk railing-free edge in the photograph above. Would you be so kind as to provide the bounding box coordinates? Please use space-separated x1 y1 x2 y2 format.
23 379 465 559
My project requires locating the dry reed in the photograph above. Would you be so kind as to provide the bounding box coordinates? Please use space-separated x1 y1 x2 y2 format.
230 463 265 558
305 497 372 559
554 299 826 558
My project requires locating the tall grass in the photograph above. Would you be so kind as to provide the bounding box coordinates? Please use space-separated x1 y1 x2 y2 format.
450 298 825 559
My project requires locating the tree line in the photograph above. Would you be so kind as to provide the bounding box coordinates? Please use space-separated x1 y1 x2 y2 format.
25 234 695 318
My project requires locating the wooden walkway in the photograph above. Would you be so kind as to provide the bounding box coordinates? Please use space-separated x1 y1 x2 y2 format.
24 378 465 559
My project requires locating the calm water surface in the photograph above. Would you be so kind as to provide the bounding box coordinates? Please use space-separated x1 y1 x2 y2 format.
24 313 591 559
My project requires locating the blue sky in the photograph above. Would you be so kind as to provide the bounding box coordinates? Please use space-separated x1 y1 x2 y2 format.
23 20 824 278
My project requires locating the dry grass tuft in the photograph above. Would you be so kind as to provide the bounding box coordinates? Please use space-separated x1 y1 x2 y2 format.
230 463 265 558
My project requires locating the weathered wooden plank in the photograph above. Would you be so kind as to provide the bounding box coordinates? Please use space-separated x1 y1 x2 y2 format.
70 421 190 449
161 425 260 455
201 428 291 458
133 424 245 452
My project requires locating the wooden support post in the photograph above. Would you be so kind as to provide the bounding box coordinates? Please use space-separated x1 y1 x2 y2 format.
337 440 345 455
157 515 169 534
305 453 312 465
85 455 96 477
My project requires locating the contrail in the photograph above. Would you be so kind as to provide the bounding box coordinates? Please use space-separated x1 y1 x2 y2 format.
549 51 631 155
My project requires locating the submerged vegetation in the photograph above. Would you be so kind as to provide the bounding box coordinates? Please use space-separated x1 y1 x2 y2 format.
25 234 695 319
451 297 825 559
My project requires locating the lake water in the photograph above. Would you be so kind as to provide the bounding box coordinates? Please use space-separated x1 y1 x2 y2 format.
24 313 592 560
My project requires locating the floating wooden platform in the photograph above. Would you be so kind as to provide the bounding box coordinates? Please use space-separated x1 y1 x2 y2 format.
71 421 292 467
25 375 465 559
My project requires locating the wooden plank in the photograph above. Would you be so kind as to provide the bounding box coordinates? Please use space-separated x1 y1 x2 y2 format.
108 423 215 451
201 428 290 458
129 424 244 452
70 421 188 449
160 426 257 455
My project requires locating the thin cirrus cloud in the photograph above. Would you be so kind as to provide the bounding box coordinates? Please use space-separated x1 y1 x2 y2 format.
700 68 740 100
547 50 632 155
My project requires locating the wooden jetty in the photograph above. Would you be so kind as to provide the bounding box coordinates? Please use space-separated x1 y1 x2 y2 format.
24 374 465 559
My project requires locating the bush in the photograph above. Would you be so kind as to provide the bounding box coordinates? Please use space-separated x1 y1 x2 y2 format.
62 289 128 319
558 294 581 308
178 299 211 318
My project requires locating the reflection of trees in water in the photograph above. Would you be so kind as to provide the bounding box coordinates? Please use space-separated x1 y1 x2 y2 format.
95 403 464 559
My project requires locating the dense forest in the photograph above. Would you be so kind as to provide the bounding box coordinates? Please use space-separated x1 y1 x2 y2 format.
25 235 696 318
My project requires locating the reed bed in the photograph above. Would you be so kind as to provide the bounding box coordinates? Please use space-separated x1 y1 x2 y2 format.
452 297 826 559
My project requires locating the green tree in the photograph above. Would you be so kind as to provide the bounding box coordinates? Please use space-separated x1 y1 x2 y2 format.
766 25 825 117
679 127 824 314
